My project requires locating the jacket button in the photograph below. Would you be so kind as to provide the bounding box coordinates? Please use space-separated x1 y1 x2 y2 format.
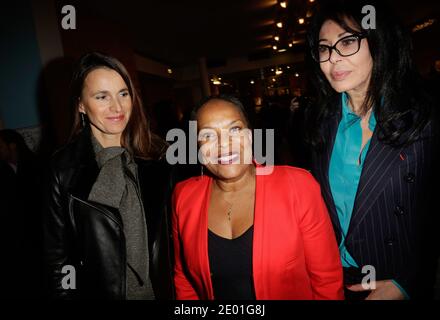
394 205 405 216
404 173 415 183
386 239 394 246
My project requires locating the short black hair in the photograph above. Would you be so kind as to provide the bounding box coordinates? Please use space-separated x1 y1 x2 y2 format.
191 94 251 128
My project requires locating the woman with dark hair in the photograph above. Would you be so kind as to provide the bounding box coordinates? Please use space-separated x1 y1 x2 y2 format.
0 129 43 298
44 52 174 299
172 94 344 300
306 0 439 299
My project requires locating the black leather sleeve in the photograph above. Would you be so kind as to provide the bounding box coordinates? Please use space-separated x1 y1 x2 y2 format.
43 166 75 299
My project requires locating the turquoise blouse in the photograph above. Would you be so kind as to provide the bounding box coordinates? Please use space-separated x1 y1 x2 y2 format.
329 92 376 268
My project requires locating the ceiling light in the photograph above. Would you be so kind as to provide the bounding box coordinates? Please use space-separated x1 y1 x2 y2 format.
276 22 283 28
278 49 287 53
412 19 436 32
288 43 293 47
298 18 305 24
275 69 283 75
272 45 278 50
250 80 255 84
167 68 173 74
295 73 299 77
274 36 280 41
280 1 287 8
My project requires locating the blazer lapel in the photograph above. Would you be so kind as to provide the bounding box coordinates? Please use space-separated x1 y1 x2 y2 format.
201 177 215 299
346 130 403 239
67 127 122 226
318 112 343 239
252 165 265 299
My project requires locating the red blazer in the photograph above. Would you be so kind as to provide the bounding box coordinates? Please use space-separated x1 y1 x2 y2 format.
172 165 344 300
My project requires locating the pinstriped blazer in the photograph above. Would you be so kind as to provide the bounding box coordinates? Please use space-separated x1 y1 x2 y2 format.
310 102 439 298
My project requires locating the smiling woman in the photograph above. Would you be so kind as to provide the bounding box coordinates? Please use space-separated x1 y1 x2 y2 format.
44 52 174 300
68 53 165 159
172 95 344 300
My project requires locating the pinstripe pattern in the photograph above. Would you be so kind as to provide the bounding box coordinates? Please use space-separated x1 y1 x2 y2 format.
310 104 436 296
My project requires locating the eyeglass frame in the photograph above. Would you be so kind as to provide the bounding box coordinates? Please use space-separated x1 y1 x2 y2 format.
312 33 367 63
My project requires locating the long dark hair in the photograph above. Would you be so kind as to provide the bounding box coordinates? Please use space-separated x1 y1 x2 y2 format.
305 0 432 149
69 52 166 159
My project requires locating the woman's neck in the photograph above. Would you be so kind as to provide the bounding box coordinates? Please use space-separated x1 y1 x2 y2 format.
214 165 256 194
91 126 121 148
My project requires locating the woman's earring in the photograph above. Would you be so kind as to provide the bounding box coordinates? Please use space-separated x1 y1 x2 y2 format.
80 113 86 127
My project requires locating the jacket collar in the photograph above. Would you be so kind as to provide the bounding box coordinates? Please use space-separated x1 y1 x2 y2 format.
317 107 343 238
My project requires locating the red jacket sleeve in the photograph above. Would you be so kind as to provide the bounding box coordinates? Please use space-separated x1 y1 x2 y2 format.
172 186 199 300
295 173 345 300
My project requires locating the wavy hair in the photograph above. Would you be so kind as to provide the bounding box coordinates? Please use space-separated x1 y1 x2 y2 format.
305 0 432 149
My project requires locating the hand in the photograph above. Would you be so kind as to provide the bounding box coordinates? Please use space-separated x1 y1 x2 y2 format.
346 280 405 300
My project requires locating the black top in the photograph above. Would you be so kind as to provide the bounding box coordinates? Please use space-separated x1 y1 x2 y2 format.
208 225 256 300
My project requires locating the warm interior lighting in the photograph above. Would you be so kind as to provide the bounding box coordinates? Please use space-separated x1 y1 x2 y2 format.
288 43 293 47
412 19 436 32
275 69 283 75
272 45 278 50
250 80 255 84
278 49 287 53
276 22 283 28
280 1 287 8
298 18 305 24
212 76 221 85
274 36 280 41
167 68 173 74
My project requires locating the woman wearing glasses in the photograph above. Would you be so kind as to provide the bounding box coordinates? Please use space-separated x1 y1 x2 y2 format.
306 0 438 300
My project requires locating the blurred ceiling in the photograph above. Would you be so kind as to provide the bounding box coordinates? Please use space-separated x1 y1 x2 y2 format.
77 0 440 67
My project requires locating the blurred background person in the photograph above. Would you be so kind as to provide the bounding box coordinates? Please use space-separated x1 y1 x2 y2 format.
0 129 43 298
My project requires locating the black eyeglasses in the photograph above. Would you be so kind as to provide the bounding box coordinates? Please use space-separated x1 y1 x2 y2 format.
312 33 367 63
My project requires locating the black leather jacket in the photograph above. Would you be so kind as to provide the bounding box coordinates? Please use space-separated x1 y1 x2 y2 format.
44 127 175 299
